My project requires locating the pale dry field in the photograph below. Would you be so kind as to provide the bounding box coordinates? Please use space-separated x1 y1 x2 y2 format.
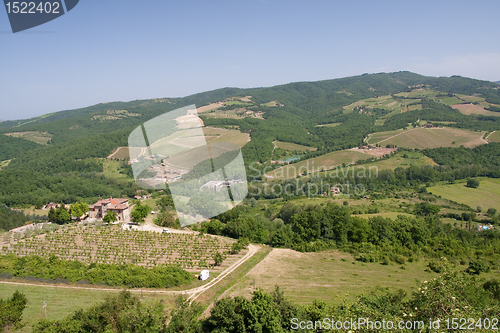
451 103 500 117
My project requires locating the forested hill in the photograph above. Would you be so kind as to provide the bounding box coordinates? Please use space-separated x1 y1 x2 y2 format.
1 72 498 145
2 71 500 206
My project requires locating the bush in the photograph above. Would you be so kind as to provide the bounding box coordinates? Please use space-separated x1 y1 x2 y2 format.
466 178 480 188
467 259 490 275
428 261 445 273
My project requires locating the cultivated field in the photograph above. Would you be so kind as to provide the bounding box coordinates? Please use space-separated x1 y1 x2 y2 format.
487 131 500 143
367 127 487 149
1 225 241 272
358 151 437 171
366 129 404 144
436 96 463 105
456 94 485 103
451 103 500 117
428 178 500 212
4 131 52 144
274 141 317 152
265 150 368 180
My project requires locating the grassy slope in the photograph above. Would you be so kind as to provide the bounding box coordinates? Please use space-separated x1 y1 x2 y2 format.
428 178 500 211
228 248 443 305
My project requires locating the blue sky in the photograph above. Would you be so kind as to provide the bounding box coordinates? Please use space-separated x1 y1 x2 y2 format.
1 0 500 120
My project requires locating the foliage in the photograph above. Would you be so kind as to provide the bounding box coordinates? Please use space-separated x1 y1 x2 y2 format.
166 296 203 333
32 291 167 333
70 202 89 219
0 254 193 288
467 178 480 188
0 207 31 232
0 290 28 332
102 210 118 223
48 205 71 224
131 202 150 222
0 135 41 161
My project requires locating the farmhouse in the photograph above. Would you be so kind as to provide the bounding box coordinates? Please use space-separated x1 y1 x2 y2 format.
89 197 130 222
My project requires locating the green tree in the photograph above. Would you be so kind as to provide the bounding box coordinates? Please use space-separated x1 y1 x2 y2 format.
166 296 202 333
48 208 57 223
487 208 497 217
213 252 224 266
466 178 480 188
131 203 150 222
103 211 118 223
0 290 28 332
55 205 71 224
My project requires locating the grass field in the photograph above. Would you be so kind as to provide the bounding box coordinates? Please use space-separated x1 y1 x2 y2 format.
428 178 500 212
274 141 317 152
265 150 368 179
487 131 500 143
357 151 437 171
367 127 486 149
227 248 444 305
437 96 463 105
4 131 52 145
456 95 485 103
228 248 500 305
0 283 179 333
102 159 132 182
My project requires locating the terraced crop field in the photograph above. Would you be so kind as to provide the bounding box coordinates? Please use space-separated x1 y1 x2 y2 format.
1 225 239 272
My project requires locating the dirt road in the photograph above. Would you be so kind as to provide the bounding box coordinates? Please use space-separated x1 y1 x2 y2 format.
0 244 260 300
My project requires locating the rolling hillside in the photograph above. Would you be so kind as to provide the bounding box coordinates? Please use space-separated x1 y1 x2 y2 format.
2 72 500 206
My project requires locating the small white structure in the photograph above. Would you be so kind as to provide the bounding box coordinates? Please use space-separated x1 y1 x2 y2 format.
199 270 209 281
